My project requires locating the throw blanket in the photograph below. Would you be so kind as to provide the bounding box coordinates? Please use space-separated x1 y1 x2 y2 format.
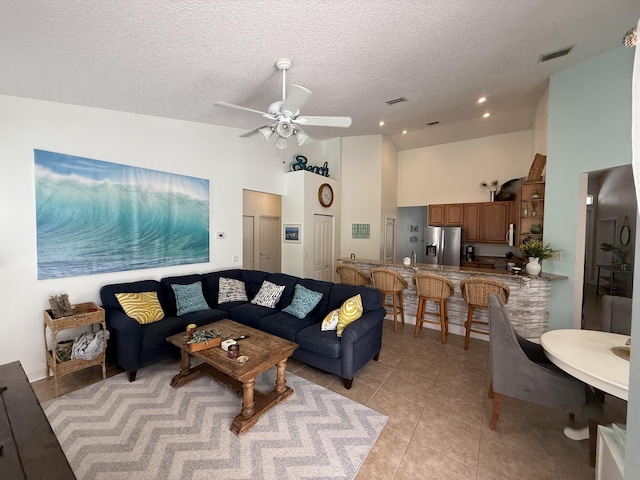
71 330 110 360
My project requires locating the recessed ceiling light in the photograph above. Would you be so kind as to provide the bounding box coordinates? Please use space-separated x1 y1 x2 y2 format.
402 130 407 135
483 112 491 118
379 121 385 126
478 96 487 103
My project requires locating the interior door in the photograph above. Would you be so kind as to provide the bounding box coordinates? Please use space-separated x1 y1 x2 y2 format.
242 215 254 269
313 214 334 281
384 216 396 261
259 215 280 273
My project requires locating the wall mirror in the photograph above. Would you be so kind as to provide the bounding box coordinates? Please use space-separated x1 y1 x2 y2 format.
620 224 631 246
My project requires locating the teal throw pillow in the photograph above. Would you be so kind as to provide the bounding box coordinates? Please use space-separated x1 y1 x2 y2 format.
283 284 323 319
171 281 210 316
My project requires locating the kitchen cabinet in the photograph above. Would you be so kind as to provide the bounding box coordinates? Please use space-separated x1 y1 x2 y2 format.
480 202 510 243
428 204 463 226
518 181 545 244
463 203 480 242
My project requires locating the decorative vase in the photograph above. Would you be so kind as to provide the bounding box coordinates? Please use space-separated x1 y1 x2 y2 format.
490 191 496 202
526 257 542 276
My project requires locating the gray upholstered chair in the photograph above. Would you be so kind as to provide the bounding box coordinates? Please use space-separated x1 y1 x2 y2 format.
487 293 594 430
601 295 632 335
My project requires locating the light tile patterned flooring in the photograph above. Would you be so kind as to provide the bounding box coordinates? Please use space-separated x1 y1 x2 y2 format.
33 319 626 480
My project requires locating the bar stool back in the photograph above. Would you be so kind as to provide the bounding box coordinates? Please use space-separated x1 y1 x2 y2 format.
412 273 454 343
371 268 408 332
460 277 510 350
336 264 370 286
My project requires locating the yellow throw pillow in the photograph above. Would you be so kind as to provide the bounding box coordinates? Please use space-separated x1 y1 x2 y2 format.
321 309 340 331
115 291 164 324
336 294 363 337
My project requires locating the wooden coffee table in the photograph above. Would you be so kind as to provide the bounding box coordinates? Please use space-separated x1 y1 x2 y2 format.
166 319 298 435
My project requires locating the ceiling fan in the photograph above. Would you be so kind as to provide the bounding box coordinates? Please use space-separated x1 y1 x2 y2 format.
215 58 352 149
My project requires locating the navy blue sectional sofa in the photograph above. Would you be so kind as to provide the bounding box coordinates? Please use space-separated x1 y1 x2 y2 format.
100 269 386 388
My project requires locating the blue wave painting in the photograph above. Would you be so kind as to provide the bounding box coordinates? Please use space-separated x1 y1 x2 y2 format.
35 150 209 280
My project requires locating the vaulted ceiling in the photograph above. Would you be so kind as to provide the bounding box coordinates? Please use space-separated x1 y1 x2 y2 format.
1 1 638 150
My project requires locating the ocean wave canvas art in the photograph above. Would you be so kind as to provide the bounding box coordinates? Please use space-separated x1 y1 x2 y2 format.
35 150 210 280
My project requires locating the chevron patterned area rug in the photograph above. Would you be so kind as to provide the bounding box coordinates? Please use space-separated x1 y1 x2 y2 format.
42 359 387 480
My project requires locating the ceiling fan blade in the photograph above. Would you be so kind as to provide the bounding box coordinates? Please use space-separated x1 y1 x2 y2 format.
282 85 313 115
215 101 271 117
238 123 275 138
293 115 352 128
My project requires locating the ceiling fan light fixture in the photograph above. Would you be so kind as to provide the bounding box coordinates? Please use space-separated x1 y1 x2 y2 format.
276 119 293 138
259 126 274 142
295 129 310 146
275 136 288 150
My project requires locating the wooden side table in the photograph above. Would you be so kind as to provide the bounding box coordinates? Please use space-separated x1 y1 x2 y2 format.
43 302 106 397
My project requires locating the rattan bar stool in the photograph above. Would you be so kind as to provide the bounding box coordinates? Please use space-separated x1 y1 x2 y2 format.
460 277 510 350
371 268 408 332
412 273 454 343
336 264 370 286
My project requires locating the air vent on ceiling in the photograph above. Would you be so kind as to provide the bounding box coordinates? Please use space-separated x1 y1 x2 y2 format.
426 121 440 126
538 46 573 63
385 97 407 105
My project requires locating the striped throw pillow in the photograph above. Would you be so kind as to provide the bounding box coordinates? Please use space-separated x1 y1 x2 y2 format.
218 277 248 304
336 294 363 337
115 291 164 324
251 280 285 308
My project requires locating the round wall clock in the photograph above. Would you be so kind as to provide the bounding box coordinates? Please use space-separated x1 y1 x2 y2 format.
318 183 334 208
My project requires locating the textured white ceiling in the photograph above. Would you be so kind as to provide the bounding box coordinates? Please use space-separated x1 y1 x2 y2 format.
1 1 638 150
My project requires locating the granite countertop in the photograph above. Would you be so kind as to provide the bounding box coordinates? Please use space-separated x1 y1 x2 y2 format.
339 257 568 281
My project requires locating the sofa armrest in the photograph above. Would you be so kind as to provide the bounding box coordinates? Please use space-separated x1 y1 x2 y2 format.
338 307 386 380
104 310 143 372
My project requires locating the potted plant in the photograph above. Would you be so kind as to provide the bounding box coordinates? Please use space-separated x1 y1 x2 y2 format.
480 180 500 202
600 242 631 268
519 239 555 275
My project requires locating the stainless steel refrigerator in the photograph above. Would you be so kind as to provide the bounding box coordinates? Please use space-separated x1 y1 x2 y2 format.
424 226 463 266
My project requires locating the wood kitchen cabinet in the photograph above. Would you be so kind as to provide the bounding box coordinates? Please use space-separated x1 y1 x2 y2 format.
428 204 463 226
463 203 480 242
480 202 511 243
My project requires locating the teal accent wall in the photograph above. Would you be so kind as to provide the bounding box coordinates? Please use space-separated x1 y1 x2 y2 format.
546 46 634 329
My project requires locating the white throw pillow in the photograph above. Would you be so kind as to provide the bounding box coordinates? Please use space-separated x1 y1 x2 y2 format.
251 280 285 308
218 277 248 304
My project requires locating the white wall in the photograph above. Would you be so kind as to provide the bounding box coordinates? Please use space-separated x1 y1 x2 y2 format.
397 130 534 206
340 136 383 259
0 94 287 379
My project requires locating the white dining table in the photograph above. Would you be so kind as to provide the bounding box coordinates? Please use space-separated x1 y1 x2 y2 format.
540 329 630 401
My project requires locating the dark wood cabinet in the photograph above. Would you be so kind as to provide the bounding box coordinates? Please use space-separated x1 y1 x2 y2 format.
463 203 480 242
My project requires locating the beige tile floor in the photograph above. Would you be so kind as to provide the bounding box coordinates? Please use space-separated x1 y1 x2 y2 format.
33 319 626 480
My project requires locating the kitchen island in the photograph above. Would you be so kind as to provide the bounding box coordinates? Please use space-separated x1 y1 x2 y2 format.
338 258 568 340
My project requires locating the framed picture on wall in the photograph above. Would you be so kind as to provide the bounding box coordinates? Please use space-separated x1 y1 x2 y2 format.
283 224 301 243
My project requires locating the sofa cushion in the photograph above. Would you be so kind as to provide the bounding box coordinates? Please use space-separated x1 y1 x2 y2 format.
266 272 299 307
251 280 285 308
171 281 210 316
336 294 363 337
218 278 248 303
258 311 319 342
227 303 277 328
100 280 162 313
295 324 342 359
282 284 323 319
139 316 186 351
115 292 165 324
178 308 227 327
160 274 205 315
239 270 270 299
329 284 380 313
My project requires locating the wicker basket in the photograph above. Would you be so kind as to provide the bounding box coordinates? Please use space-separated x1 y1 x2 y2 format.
44 302 104 330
